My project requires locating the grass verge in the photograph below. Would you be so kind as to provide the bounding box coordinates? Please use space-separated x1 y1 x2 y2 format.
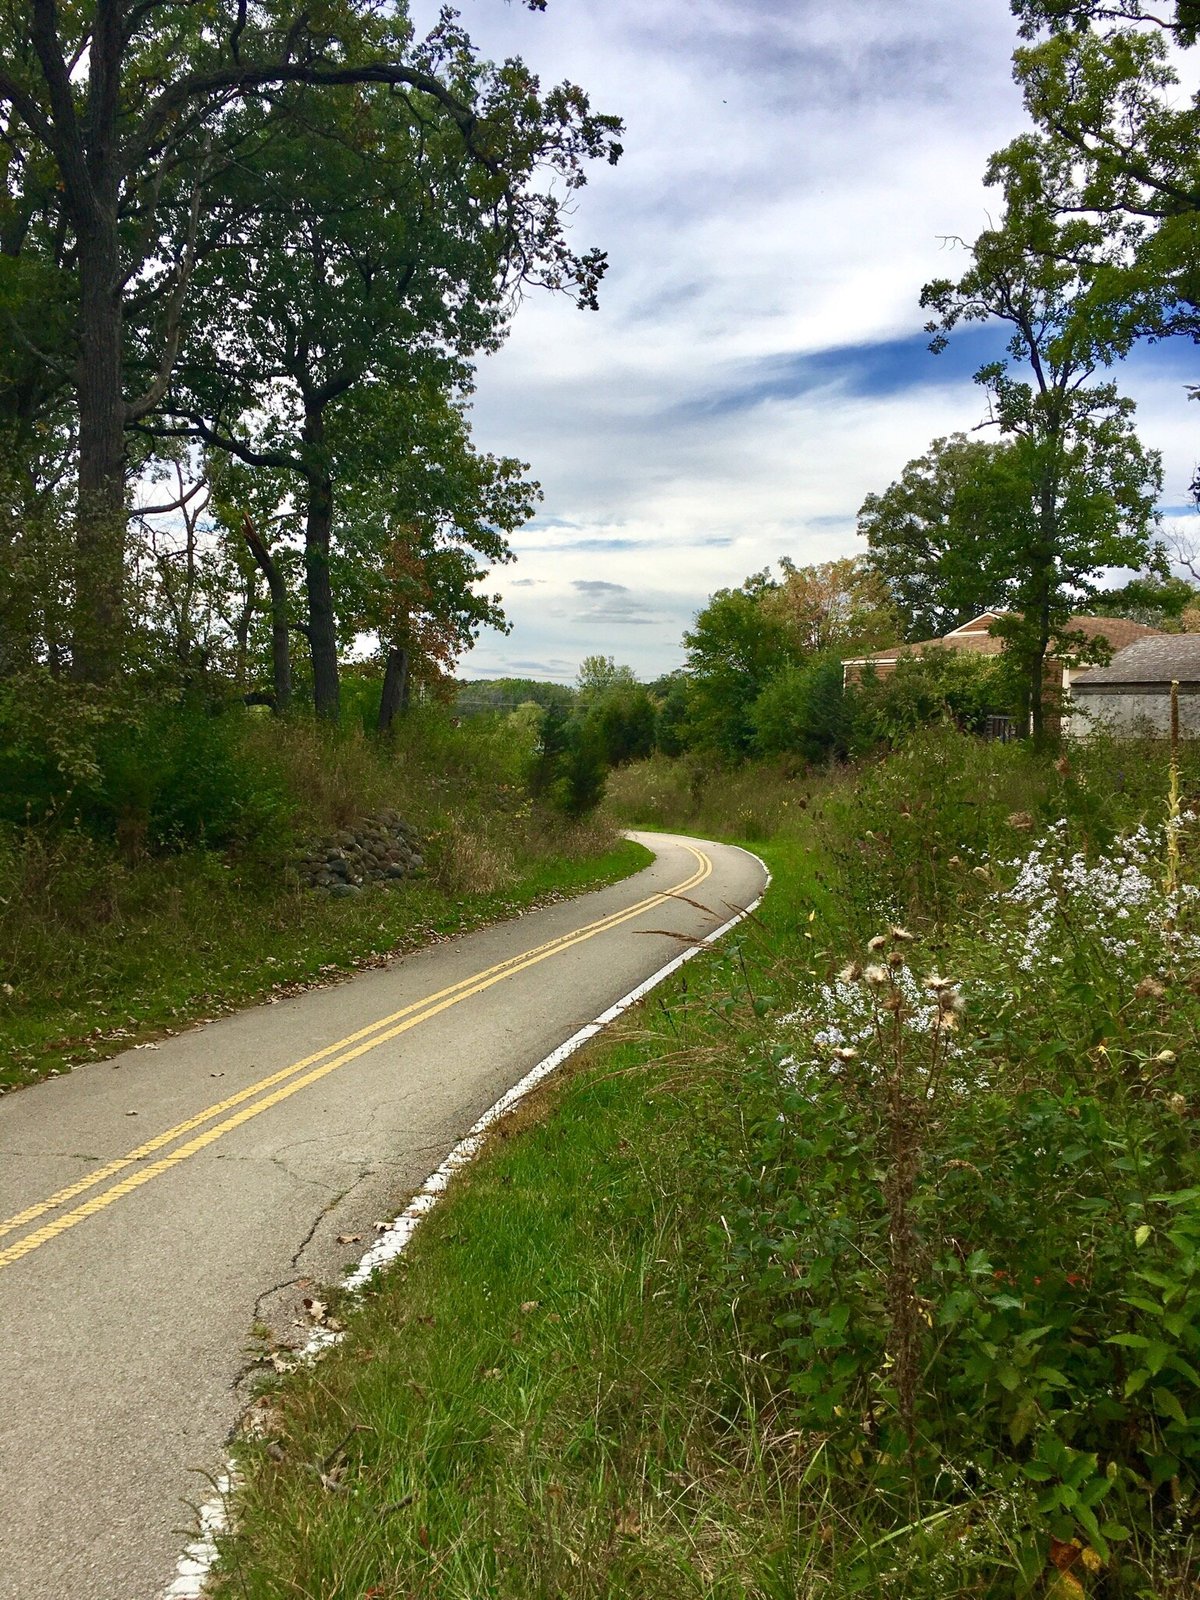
0 837 650 1091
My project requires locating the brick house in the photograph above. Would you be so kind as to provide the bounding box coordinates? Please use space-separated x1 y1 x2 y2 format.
842 611 1160 695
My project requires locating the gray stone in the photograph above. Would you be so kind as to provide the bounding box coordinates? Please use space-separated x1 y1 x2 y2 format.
328 882 360 898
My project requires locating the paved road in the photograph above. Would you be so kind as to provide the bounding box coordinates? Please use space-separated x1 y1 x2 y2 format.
0 831 765 1600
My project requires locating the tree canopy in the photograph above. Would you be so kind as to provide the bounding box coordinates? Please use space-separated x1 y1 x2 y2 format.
0 0 621 692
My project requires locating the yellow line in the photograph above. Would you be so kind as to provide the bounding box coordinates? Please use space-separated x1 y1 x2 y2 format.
0 848 712 1272
0 855 706 1244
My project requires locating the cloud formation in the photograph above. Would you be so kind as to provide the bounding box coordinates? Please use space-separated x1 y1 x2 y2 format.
406 0 1199 682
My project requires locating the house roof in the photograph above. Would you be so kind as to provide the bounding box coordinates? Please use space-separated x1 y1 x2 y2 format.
1071 633 1200 687
843 613 1160 667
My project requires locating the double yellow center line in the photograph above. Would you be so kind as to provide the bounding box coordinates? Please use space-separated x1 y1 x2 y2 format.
0 846 712 1273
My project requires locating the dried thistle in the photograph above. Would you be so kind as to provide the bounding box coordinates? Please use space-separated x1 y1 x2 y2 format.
864 964 888 986
866 934 888 953
1135 976 1166 1000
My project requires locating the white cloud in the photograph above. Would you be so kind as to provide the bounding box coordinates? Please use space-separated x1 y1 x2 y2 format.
407 0 1199 681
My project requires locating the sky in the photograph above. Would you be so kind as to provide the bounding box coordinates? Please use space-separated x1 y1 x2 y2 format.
409 0 1200 685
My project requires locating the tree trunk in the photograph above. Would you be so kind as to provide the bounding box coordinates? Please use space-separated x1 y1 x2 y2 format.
377 644 410 735
301 401 340 720
241 515 292 713
72 211 127 683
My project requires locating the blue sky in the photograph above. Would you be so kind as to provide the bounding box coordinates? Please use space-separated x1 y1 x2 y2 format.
407 0 1199 683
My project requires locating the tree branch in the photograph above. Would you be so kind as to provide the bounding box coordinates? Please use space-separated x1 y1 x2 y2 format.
124 149 211 423
131 59 493 176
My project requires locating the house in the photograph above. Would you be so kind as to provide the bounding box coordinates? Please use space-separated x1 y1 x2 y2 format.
842 612 1161 695
1068 634 1200 738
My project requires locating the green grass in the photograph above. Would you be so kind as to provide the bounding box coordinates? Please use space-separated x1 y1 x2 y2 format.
0 837 651 1091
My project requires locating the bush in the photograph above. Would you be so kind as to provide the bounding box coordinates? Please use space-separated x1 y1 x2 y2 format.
751 654 853 762
849 648 1014 747
715 741 1200 1591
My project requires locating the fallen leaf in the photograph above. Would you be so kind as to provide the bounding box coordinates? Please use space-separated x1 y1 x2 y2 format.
417 1525 430 1550
303 1297 328 1324
615 1508 642 1537
337 1234 363 1245
125 1110 138 1117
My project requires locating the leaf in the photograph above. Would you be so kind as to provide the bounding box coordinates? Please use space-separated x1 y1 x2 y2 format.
1152 1386 1188 1427
1135 1223 1152 1247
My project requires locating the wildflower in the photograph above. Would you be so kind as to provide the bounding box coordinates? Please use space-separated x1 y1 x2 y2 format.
889 925 915 943
1007 811 1034 831
1167 1093 1187 1115
839 962 862 984
1154 1048 1177 1064
1135 976 1166 1000
866 934 888 952
863 965 888 986
833 1046 858 1061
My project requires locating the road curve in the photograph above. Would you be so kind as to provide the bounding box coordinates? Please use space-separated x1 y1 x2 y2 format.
0 831 765 1599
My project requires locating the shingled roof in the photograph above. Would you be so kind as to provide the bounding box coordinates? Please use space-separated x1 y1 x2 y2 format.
1071 634 1200 687
843 612 1160 667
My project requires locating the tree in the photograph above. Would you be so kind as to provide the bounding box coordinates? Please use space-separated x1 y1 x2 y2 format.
575 655 638 703
0 0 620 682
859 435 1027 638
155 65 515 717
922 172 1162 738
762 556 899 656
682 575 795 759
1001 3 1199 351
751 656 853 763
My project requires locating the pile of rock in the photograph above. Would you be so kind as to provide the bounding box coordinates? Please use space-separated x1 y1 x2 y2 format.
298 809 425 897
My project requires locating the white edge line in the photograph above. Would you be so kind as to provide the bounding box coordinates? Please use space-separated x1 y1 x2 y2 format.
161 843 770 1599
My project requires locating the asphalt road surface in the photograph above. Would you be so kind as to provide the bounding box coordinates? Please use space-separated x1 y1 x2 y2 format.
0 830 766 1600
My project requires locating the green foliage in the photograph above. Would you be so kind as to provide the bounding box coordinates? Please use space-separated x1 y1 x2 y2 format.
859 433 1024 639
751 655 853 762
1092 571 1199 630
0 704 637 1087
849 649 1015 749
455 678 576 717
584 681 657 768
921 141 1164 735
683 578 797 760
